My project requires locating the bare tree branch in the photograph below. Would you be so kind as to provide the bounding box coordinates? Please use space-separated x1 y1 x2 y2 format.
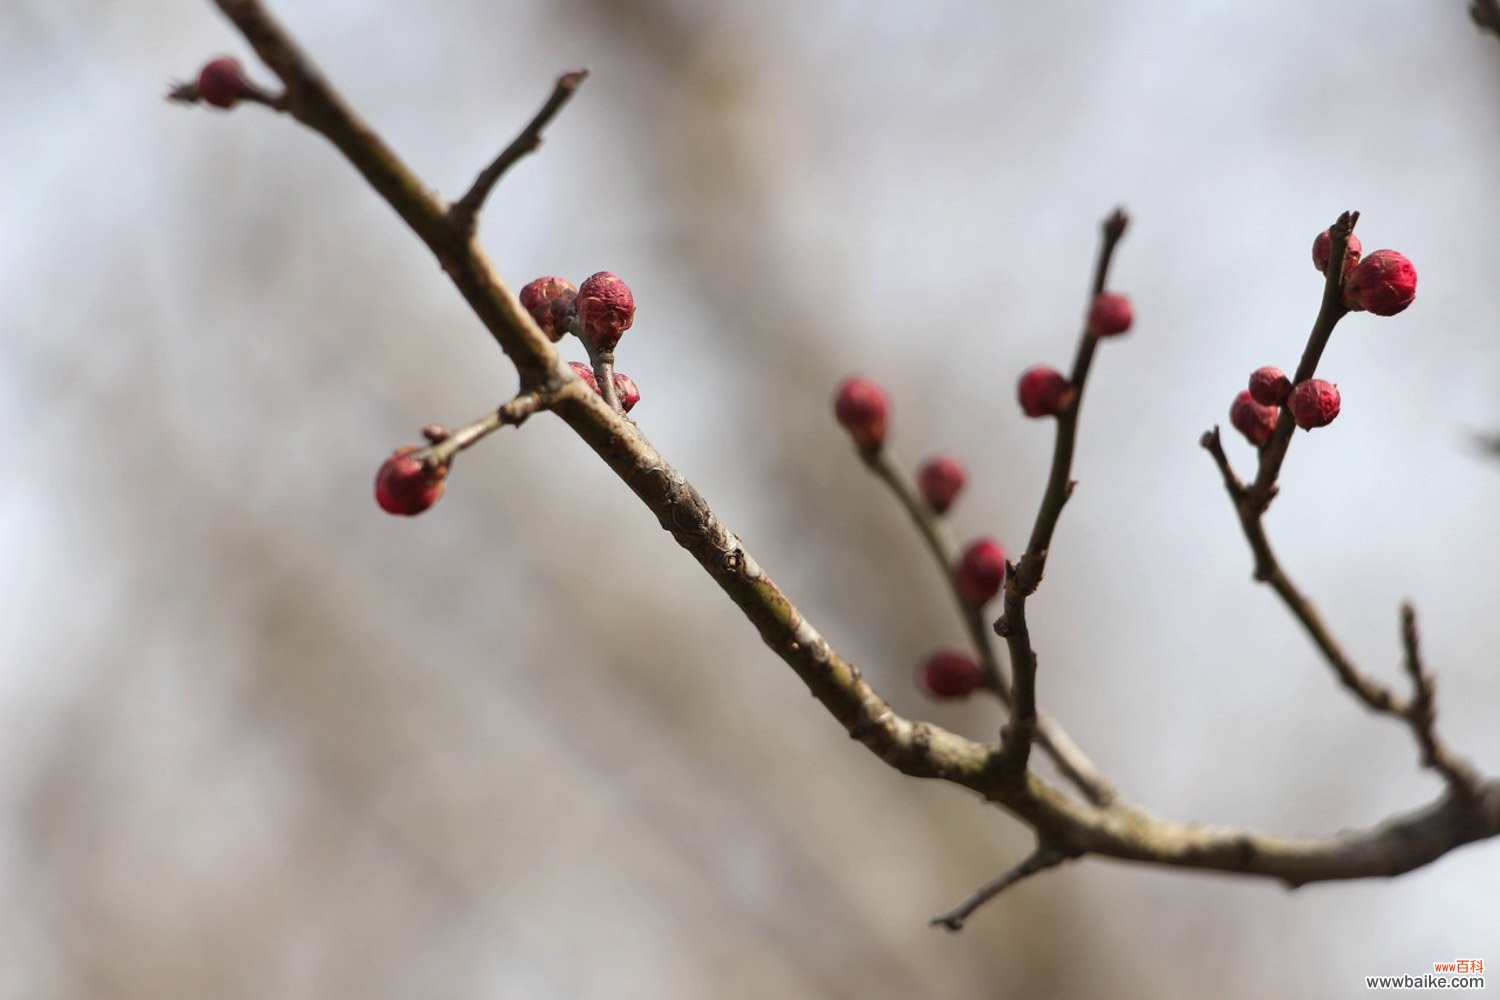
184 0 1500 923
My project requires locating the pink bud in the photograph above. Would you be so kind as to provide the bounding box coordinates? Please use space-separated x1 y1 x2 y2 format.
915 648 984 700
917 455 966 515
1088 292 1132 337
613 371 641 412
519 276 577 342
568 360 599 392
1312 228 1362 278
1017 365 1072 418
1248 366 1292 407
576 271 635 351
196 56 255 109
833 377 889 451
955 538 1006 607
1229 390 1280 447
1289 379 1340 430
1344 250 1416 316
375 446 447 516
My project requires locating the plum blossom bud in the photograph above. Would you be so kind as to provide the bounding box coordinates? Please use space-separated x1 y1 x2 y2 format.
1229 390 1280 447
519 276 577 342
1017 365 1071 418
1088 292 1132 336
956 538 1006 607
917 455 966 515
1248 366 1292 407
576 271 635 351
915 649 983 700
1344 250 1416 316
833 377 889 452
375 446 447 516
1312 228 1362 278
1289 379 1340 430
195 56 256 109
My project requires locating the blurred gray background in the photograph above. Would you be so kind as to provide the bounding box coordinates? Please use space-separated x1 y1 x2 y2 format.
3 1 1499 997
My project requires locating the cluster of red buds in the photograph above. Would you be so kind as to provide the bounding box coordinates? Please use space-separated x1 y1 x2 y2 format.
374 271 639 517
520 271 640 407
1229 227 1416 447
1314 228 1417 316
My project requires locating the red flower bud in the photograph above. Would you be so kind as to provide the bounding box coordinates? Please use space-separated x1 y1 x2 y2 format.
915 648 984 700
576 271 635 351
613 371 641 412
568 360 599 392
1087 292 1132 337
1344 250 1416 316
1017 365 1072 418
375 446 447 516
1289 379 1340 430
1248 366 1292 407
917 455 966 515
833 377 889 451
955 538 1006 607
1312 228 1362 278
519 276 577 342
196 56 255 109
1229 390 1280 447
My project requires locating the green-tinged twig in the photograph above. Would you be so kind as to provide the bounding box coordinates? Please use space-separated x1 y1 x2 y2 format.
994 208 1129 774
929 843 1075 931
864 449 1116 806
587 345 623 413
448 70 588 233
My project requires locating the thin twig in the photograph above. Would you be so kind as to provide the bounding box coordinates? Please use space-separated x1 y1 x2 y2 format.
864 450 1117 806
448 70 588 233
1200 427 1402 714
929 844 1073 931
586 345 623 413
422 391 543 468
1399 604 1480 794
994 208 1129 773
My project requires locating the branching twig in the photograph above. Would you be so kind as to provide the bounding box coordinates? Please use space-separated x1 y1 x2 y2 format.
929 844 1074 931
1200 427 1402 714
448 70 588 233
993 208 1129 774
186 0 1500 919
1201 210 1478 794
1399 604 1480 794
864 450 1117 806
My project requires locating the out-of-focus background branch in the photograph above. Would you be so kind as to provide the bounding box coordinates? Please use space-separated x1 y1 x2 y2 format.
3 1 1498 997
